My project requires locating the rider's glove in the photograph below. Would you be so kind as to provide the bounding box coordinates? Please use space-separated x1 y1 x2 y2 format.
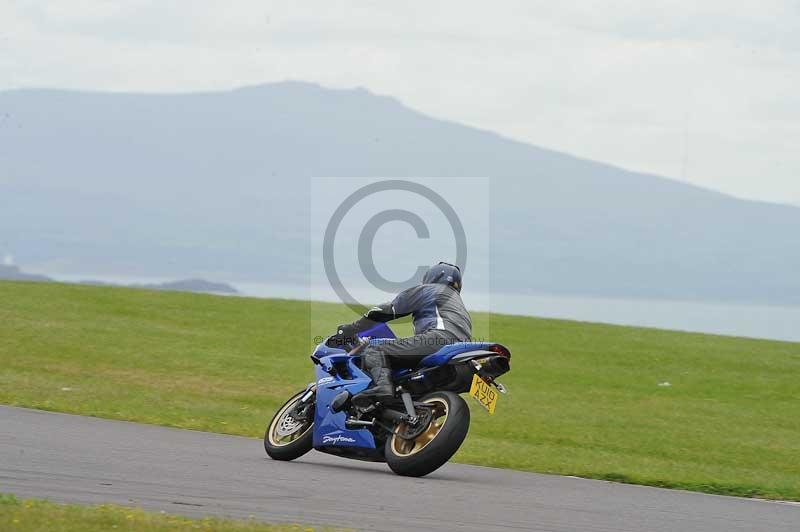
325 324 357 348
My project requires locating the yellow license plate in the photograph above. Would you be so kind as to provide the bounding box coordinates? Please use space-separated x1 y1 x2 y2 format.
469 374 499 414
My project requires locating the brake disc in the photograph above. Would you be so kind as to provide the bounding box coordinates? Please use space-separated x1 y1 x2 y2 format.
276 413 304 437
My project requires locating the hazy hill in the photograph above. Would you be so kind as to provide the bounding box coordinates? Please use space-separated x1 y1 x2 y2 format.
1 82 798 304
0 265 236 295
79 278 238 295
0 265 53 283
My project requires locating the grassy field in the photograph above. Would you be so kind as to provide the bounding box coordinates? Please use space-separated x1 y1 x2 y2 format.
1 281 799 500
0 494 333 531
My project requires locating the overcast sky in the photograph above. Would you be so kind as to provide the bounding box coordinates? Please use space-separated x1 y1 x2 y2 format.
2 1 798 206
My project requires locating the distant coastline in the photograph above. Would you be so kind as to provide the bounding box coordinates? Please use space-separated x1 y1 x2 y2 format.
4 266 800 342
0 265 238 296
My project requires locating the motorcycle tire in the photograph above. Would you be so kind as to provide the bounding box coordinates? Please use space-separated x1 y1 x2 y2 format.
385 391 470 477
264 389 315 461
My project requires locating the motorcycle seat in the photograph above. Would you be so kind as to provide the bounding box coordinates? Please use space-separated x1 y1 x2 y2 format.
418 342 494 367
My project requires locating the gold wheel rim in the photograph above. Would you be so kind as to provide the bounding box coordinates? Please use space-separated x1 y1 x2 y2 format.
390 397 449 457
268 392 313 447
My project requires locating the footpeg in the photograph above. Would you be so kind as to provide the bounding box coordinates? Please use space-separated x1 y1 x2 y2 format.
345 418 375 428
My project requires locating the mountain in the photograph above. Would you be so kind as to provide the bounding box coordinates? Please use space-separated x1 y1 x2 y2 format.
128 279 238 295
77 278 237 295
1 82 799 304
0 265 236 295
0 265 53 283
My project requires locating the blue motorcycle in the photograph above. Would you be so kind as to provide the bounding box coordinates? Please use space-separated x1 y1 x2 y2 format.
264 323 511 477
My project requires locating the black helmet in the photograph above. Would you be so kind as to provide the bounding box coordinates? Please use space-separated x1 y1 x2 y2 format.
422 262 463 292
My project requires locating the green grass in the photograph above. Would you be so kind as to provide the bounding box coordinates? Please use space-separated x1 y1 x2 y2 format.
0 493 334 531
1 281 799 501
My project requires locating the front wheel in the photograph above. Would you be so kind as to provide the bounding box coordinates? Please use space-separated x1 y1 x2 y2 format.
385 391 470 477
264 389 315 461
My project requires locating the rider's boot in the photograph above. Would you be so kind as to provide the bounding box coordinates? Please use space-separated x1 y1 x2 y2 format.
353 367 395 403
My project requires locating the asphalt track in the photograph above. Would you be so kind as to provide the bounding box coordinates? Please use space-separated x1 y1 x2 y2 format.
1 406 798 531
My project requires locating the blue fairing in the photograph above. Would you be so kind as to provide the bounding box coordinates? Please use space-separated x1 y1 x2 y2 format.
358 322 396 341
309 323 397 451
312 353 376 450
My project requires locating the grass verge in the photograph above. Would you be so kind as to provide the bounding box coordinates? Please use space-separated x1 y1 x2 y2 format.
1 281 799 500
0 493 334 531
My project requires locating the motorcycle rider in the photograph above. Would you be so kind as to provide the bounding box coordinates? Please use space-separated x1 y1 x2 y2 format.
326 262 471 402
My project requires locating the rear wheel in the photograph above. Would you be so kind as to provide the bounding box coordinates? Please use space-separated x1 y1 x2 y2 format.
264 390 314 461
385 391 470 477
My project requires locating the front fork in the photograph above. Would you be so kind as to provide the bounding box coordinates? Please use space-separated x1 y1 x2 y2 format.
289 384 316 421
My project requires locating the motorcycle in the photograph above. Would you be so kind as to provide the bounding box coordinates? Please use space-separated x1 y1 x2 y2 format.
264 323 511 477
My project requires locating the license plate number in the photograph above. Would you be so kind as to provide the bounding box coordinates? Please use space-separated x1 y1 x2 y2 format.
469 374 498 414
